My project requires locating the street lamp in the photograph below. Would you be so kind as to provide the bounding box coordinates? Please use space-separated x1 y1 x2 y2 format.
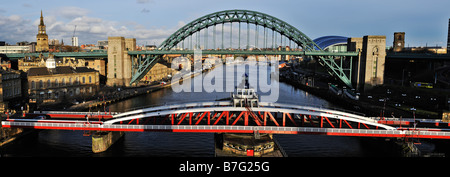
410 107 417 129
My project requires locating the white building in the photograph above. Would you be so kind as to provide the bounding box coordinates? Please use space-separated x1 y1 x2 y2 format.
0 46 31 53
71 37 79 47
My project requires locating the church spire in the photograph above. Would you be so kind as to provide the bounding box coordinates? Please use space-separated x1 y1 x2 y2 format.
40 10 44 26
36 10 49 52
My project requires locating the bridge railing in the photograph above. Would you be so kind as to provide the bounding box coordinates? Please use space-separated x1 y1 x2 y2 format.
5 121 450 139
33 111 120 115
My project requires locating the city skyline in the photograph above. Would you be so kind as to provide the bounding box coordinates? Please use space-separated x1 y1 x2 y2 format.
0 0 449 47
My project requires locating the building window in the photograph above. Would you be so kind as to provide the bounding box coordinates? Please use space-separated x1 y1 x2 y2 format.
82 77 85 84
62 78 65 86
69 78 72 85
39 80 43 88
47 79 51 88
89 76 92 83
32 81 36 89
55 79 58 87
373 56 378 78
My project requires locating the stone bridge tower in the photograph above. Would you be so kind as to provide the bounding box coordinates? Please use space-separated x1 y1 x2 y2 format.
349 35 386 91
106 37 135 87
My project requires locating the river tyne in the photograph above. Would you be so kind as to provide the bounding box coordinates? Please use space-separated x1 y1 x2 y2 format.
0 61 437 157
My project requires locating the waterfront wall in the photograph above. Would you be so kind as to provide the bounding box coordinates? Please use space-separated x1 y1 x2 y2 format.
0 127 24 146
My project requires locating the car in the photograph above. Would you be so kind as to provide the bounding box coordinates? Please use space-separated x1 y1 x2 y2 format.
35 115 46 120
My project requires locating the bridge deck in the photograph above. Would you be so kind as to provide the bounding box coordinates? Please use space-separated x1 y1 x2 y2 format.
2 101 450 139
3 121 450 139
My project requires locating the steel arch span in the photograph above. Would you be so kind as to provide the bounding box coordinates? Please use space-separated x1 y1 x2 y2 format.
160 9 320 51
101 101 395 130
130 9 353 87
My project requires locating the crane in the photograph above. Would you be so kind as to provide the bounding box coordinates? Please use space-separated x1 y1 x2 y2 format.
73 25 77 38
72 25 78 47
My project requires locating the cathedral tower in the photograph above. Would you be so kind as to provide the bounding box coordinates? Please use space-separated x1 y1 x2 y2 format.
36 10 49 52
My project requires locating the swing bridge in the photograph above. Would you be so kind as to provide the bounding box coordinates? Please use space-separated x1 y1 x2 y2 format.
3 100 450 139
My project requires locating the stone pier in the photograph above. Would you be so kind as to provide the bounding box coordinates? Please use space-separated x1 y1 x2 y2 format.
215 133 285 157
92 131 124 153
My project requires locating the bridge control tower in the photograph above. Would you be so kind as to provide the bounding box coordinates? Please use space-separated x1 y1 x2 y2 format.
232 74 259 107
232 88 259 107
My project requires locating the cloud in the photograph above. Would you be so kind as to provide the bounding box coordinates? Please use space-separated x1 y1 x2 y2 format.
56 6 90 19
136 0 153 4
22 3 32 8
0 8 180 46
141 8 150 13
0 14 34 43
48 14 176 45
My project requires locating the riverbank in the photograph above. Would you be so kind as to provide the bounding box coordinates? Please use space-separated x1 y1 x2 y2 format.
0 67 207 146
279 69 439 119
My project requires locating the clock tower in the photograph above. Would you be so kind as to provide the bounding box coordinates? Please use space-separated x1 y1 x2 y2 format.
393 32 405 52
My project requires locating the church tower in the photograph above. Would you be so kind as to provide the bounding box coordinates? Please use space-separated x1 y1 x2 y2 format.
36 10 49 52
393 32 405 52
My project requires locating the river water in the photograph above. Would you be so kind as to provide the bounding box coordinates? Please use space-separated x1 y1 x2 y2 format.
1 62 407 157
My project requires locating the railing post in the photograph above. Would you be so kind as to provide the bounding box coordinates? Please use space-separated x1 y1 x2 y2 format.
171 114 174 125
225 111 229 125
320 116 323 128
264 112 267 126
208 112 210 125
245 111 248 126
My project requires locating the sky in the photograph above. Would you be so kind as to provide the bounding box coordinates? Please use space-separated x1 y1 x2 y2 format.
0 0 449 48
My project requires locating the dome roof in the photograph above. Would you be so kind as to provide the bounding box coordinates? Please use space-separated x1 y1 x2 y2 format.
313 36 348 50
46 57 56 69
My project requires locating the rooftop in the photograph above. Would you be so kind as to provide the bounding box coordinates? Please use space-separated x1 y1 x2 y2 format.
27 66 96 76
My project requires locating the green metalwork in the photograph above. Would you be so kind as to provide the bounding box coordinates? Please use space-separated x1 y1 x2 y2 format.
4 51 107 60
130 9 354 87
128 50 358 56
